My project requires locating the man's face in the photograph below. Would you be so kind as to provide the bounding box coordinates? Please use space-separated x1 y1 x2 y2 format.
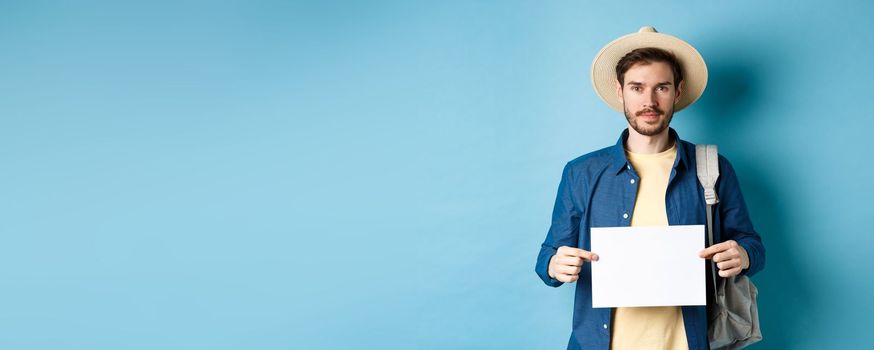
615 61 683 137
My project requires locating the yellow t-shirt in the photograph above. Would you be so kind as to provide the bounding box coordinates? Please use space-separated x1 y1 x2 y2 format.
610 143 688 350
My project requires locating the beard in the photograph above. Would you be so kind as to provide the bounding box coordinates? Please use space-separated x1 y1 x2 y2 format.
623 103 674 136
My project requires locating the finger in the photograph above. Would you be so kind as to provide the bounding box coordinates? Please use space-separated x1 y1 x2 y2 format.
716 259 738 270
558 247 582 257
558 265 581 275
560 247 599 261
718 266 742 278
713 250 739 263
717 259 740 270
556 246 575 256
702 240 741 258
557 273 578 283
574 249 599 262
557 265 580 275
699 242 729 258
556 246 580 259
558 256 584 267
566 274 579 282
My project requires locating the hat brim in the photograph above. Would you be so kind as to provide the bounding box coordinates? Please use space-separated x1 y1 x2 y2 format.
591 30 708 113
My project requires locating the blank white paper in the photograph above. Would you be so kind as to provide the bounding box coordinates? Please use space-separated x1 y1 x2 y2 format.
590 225 706 308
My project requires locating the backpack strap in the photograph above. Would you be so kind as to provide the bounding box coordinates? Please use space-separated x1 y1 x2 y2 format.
696 144 720 207
695 144 720 294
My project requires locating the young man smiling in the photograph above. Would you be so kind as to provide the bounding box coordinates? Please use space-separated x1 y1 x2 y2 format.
535 27 765 350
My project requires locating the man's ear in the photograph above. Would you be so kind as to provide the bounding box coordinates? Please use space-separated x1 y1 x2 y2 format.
675 80 684 103
615 80 624 104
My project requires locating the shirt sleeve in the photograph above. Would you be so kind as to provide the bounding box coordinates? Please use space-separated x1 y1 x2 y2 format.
535 162 584 287
716 155 766 277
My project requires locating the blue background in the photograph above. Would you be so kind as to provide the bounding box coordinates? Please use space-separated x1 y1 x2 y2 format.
1 1 872 349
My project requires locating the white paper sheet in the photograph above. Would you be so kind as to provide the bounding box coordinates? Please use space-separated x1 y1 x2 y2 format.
590 225 706 308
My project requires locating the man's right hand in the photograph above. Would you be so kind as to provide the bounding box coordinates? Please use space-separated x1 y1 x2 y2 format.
548 246 599 283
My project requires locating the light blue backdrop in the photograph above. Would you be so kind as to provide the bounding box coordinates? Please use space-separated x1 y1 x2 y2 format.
1 1 871 349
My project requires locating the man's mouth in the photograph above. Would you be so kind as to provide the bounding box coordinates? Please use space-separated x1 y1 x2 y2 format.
637 109 662 121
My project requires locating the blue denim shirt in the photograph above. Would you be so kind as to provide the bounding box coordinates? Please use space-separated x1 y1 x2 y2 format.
535 128 765 350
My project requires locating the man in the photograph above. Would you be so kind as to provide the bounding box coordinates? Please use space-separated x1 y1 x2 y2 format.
534 26 765 350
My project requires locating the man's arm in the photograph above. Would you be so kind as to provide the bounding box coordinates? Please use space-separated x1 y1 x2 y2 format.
535 163 586 287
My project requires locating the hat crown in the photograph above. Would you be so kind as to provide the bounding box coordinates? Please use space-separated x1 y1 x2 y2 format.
639 26 658 33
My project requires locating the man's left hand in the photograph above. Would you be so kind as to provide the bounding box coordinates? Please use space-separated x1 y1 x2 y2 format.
699 240 749 278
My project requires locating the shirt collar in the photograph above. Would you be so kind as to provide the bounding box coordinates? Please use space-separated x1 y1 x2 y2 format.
610 127 690 175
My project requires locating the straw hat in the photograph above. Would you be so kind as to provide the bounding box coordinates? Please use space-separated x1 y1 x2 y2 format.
591 26 708 112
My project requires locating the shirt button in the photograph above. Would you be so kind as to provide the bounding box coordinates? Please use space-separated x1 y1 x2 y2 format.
623 213 629 219
626 165 631 170
603 323 608 329
630 179 635 184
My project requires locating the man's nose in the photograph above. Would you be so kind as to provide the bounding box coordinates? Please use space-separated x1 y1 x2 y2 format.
643 91 659 108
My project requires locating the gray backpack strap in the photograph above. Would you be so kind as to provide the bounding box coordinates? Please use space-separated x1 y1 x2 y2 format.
696 144 720 294
696 144 720 206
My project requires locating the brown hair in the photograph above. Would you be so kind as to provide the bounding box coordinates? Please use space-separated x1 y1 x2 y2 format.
615 47 683 87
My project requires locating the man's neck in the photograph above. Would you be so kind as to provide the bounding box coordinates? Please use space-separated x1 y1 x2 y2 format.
625 127 673 154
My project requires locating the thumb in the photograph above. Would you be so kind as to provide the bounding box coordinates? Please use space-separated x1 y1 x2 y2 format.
574 248 599 262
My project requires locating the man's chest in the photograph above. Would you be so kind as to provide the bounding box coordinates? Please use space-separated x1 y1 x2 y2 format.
580 170 705 228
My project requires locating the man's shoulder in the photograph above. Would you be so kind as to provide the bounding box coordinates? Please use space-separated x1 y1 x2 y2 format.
681 139 741 179
681 139 736 169
564 144 617 174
